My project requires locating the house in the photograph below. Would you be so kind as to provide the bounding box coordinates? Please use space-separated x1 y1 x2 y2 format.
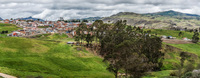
4 19 10 24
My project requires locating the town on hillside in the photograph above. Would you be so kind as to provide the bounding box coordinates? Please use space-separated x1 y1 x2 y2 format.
0 17 93 37
0 17 199 42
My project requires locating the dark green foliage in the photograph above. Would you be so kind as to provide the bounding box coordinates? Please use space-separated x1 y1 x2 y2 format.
170 52 194 78
178 32 184 37
1 31 8 34
170 71 178 76
75 22 94 47
82 19 88 22
181 72 192 78
192 31 199 43
75 22 87 44
97 20 163 78
185 63 195 73
86 34 94 47
140 36 164 71
196 63 200 69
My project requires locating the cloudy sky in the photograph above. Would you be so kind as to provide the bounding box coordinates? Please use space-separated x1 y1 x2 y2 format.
1 0 200 20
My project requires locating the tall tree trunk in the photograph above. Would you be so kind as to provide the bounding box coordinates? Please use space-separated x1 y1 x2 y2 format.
95 36 97 50
115 72 118 78
125 55 128 78
125 69 127 78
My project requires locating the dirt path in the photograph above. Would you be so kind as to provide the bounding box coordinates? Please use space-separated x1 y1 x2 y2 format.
162 39 193 44
66 33 73 38
0 73 17 78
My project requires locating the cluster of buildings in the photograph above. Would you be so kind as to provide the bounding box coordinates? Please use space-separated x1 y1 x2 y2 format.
0 19 93 37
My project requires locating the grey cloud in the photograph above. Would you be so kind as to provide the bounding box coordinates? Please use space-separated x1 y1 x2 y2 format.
0 0 200 20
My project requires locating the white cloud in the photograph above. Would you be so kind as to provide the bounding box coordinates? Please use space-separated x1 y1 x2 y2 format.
0 0 200 20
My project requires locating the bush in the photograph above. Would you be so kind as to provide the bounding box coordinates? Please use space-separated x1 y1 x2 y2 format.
170 71 178 76
52 33 68 39
184 63 195 73
196 64 200 69
192 32 199 43
182 72 192 78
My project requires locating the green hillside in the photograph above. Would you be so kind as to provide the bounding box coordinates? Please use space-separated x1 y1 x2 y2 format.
0 23 21 32
0 22 199 78
0 37 114 78
102 10 200 29
145 10 200 18
0 23 21 36
142 29 200 78
146 29 197 39
143 43 200 78
168 43 200 56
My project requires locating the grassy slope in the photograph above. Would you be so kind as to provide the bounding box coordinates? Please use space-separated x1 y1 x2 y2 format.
168 43 200 56
0 23 21 32
143 29 200 78
143 45 180 78
146 29 196 39
143 43 200 78
143 70 173 78
0 36 113 78
0 23 21 36
103 12 200 29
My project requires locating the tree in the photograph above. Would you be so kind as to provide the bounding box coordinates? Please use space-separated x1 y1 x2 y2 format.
85 33 94 47
75 26 81 43
75 22 87 45
83 19 88 22
98 20 164 78
92 20 104 44
99 20 127 78
126 54 154 78
179 32 184 38
192 31 199 43
140 36 164 71
185 27 187 31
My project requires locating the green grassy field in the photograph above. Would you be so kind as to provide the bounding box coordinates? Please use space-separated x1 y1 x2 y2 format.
143 70 173 78
142 29 200 78
1 23 199 78
0 37 114 78
146 29 196 39
0 23 21 37
143 43 200 78
0 23 21 33
168 43 200 56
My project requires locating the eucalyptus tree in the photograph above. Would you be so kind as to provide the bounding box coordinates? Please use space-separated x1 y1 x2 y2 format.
95 20 163 78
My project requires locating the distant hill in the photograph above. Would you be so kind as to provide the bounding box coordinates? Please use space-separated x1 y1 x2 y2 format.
16 16 44 21
68 17 102 22
82 17 102 21
0 17 3 20
102 10 200 29
146 10 199 16
145 10 200 19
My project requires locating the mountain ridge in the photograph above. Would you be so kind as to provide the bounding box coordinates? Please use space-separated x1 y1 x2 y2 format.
16 16 44 21
144 10 200 17
102 10 200 29
0 17 3 20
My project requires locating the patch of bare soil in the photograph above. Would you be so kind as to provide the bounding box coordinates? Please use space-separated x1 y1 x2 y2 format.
162 39 193 44
0 73 17 78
